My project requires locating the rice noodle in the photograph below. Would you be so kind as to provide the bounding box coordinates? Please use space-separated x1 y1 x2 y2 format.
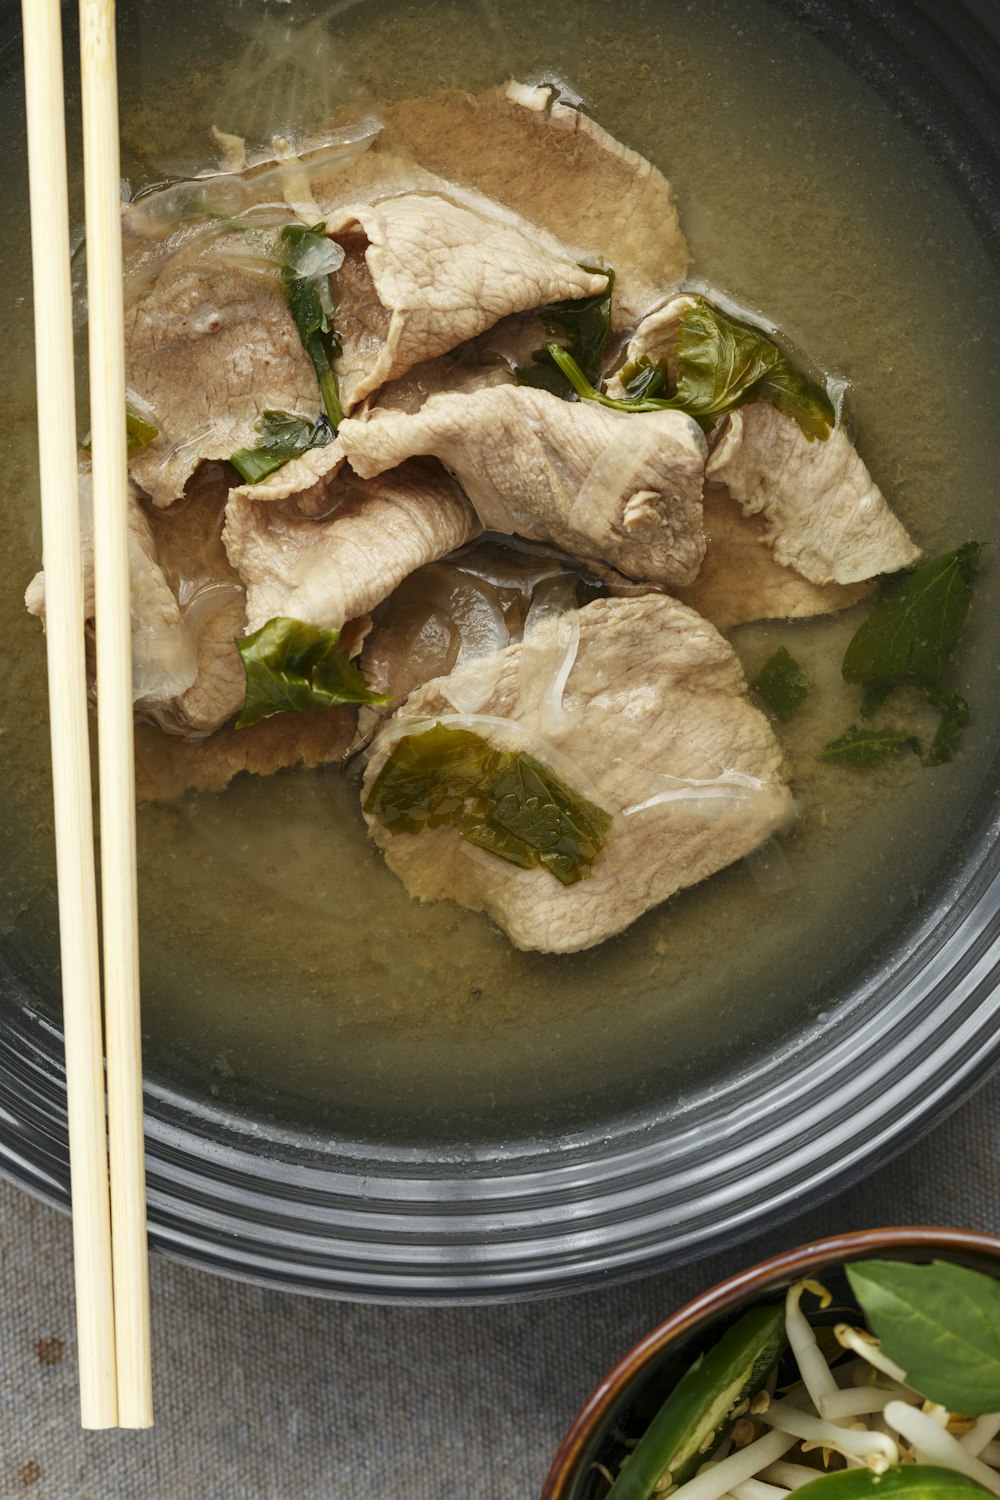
622 770 766 818
520 577 581 737
438 579 510 713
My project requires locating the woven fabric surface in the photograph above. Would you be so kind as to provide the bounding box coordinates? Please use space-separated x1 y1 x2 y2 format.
1 1072 998 1500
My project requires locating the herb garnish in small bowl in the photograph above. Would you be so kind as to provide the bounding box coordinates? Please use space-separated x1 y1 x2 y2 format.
541 1230 1000 1500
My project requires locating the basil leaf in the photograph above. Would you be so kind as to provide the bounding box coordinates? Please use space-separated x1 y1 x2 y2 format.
792 1466 994 1500
669 299 834 440
279 222 344 430
540 298 834 440
621 358 668 401
229 409 332 485
235 616 388 728
818 725 919 766
364 722 612 885
126 405 158 454
842 544 981 691
923 688 970 766
516 266 614 401
751 647 813 722
84 404 159 456
846 1260 1000 1415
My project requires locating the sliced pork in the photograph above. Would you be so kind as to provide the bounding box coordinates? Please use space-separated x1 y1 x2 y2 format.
706 403 922 585
326 192 609 409
223 460 480 634
362 595 794 953
338 385 708 586
675 487 873 629
125 225 325 507
380 80 689 326
135 707 357 801
25 472 200 706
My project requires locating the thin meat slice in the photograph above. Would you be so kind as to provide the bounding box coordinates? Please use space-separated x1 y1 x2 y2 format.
327 192 609 408
707 404 921 585
223 460 480 633
675 487 872 628
338 385 707 587
125 225 324 507
26 471 200 705
134 707 357 801
381 81 689 327
361 595 794 954
227 440 346 512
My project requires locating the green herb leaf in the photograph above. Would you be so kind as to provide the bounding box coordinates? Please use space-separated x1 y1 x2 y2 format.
515 266 614 400
842 544 981 691
791 1465 994 1500
537 298 834 440
235 616 388 728
818 725 920 766
922 688 970 766
668 300 835 440
84 404 159 456
751 647 813 722
620 358 668 402
364 722 612 885
229 408 332 485
125 405 158 454
846 1259 1000 1415
279 222 344 430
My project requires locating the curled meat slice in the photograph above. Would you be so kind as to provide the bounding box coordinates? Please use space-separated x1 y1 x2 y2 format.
223 460 480 634
707 403 921 585
338 385 707 587
327 192 609 409
675 487 873 629
380 80 689 327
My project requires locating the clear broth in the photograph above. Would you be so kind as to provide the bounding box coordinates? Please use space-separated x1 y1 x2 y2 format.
2 0 999 1146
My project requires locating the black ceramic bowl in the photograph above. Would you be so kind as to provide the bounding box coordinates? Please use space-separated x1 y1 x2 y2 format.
540 1226 1000 1500
1 1 1000 1301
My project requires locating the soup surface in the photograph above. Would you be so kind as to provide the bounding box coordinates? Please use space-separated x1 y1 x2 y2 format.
1 0 998 1147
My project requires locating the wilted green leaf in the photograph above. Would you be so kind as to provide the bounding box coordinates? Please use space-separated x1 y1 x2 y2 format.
751 647 813 722
229 409 332 485
235 616 388 728
364 722 612 885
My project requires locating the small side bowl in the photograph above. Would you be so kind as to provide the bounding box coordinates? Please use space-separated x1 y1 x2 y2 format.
541 1226 1000 1500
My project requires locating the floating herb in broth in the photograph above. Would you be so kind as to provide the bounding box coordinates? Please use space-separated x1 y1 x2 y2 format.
1 0 998 1140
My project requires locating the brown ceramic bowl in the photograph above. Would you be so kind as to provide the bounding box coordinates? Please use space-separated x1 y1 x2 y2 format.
541 1226 1000 1500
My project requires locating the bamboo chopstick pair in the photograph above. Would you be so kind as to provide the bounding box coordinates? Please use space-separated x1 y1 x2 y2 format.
21 0 152 1430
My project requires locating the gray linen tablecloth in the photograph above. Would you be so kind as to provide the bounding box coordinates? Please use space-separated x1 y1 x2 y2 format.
1 1071 998 1500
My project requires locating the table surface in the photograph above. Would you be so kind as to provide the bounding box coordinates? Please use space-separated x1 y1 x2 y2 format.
1 1070 997 1500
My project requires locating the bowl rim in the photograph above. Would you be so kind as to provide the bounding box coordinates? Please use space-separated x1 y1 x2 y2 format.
539 1224 1000 1500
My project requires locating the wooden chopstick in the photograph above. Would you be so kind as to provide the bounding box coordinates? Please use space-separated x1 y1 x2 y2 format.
20 0 119 1431
79 0 153 1429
